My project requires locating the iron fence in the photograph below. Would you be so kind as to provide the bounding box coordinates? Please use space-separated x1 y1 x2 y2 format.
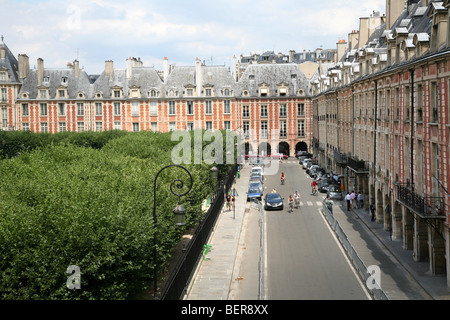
159 164 238 300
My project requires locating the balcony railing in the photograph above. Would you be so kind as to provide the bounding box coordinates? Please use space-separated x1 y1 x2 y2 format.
333 150 348 165
396 183 445 219
347 157 369 173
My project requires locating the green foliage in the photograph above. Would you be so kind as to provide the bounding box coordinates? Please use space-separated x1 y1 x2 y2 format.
0 130 226 299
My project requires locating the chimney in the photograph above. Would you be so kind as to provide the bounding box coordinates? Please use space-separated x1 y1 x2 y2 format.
126 57 133 79
289 50 294 63
105 60 114 79
37 58 44 86
163 57 169 82
336 40 347 63
386 0 406 30
195 57 202 97
73 60 79 79
0 47 5 59
18 54 30 79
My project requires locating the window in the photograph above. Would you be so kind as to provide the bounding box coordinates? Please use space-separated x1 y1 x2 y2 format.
58 90 65 98
260 105 268 117
150 102 157 116
112 102 120 116
279 104 287 117
280 120 287 138
279 88 287 96
40 122 48 133
132 101 139 116
169 101 176 115
77 103 84 116
114 121 121 130
77 122 84 132
59 122 66 132
431 82 439 123
150 89 158 97
40 103 48 116
39 90 47 99
187 122 194 131
22 123 29 131
261 121 268 138
205 88 212 97
243 105 250 118
95 103 102 116
260 88 268 97
297 103 305 117
133 123 139 132
205 121 212 131
58 103 66 116
243 121 249 137
169 122 176 131
114 90 121 98
224 121 231 131
1 108 7 127
186 89 193 97
0 72 6 81
62 77 68 84
224 100 231 114
1 88 7 102
298 120 305 137
96 122 103 132
22 103 29 116
187 101 194 115
205 101 212 114
151 122 158 132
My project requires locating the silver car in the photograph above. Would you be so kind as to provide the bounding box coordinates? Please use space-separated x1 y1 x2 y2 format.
327 184 344 200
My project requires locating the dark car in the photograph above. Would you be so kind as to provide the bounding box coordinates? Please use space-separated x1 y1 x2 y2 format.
327 184 344 200
247 186 263 202
264 193 284 210
319 179 331 193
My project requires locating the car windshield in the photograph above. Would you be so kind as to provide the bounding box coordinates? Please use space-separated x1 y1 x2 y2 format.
329 185 340 192
250 182 261 188
248 188 261 194
266 193 282 201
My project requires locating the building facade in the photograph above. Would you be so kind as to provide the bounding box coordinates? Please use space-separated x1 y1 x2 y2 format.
312 0 450 290
1 42 317 157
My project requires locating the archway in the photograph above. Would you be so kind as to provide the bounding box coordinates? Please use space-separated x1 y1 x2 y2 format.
295 141 308 153
258 142 271 156
245 142 253 156
278 142 290 157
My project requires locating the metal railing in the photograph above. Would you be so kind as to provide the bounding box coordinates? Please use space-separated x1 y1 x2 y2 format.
396 183 445 218
159 164 238 300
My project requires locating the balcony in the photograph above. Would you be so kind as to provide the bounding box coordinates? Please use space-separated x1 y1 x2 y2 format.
396 183 445 219
347 157 369 174
333 150 348 165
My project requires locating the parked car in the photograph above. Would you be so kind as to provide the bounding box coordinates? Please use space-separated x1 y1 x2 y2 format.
319 179 331 193
305 162 314 174
302 159 312 169
264 192 284 210
250 172 264 183
298 156 309 165
327 184 344 200
247 186 263 202
296 151 312 159
308 165 321 177
249 176 263 185
249 181 264 193
251 166 264 177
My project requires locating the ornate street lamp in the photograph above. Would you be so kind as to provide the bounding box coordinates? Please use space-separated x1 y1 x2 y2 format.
153 164 193 299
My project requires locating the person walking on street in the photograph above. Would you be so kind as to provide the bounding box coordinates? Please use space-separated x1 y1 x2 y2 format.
370 203 376 222
357 192 364 209
345 192 351 211
350 191 356 208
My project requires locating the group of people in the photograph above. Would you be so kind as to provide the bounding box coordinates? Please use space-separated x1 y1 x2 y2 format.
344 191 364 211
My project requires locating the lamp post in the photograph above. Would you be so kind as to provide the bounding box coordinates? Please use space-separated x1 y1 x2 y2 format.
153 164 193 299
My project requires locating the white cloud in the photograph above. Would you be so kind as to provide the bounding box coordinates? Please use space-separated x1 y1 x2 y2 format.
2 0 386 73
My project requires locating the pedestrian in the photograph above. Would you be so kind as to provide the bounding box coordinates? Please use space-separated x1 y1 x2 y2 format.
226 192 231 211
345 192 351 211
357 192 364 209
324 197 334 215
350 191 356 208
370 203 375 222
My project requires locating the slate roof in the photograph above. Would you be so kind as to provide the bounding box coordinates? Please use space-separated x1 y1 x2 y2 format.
237 63 314 97
0 40 20 83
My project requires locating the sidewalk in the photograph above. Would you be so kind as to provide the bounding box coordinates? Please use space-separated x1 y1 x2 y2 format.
183 163 450 300
331 199 450 300
183 164 252 300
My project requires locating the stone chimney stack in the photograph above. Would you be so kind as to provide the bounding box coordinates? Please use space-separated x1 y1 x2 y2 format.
73 60 80 79
163 57 169 83
0 47 5 59
18 54 30 79
195 57 202 97
105 60 114 79
37 58 44 86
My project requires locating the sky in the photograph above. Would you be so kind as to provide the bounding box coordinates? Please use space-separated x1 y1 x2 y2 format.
1 0 386 75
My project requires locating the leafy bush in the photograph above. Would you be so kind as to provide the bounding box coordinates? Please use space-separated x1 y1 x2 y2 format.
0 131 223 299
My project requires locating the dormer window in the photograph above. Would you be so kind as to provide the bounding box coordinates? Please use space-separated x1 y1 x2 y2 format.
259 88 268 97
149 89 158 97
39 89 48 99
77 92 85 99
43 76 49 84
95 92 102 98
62 77 68 84
0 71 6 81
